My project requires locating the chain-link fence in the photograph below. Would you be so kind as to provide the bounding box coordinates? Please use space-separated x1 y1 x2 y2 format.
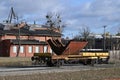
109 50 120 60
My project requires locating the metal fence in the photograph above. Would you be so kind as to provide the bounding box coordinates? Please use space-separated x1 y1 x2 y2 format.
109 50 120 60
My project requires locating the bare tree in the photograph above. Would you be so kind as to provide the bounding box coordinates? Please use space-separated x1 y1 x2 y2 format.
15 22 26 57
45 12 66 33
118 27 120 33
78 25 90 41
116 27 120 36
73 25 91 49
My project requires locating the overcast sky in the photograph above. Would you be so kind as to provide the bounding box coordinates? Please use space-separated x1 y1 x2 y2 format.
0 0 120 38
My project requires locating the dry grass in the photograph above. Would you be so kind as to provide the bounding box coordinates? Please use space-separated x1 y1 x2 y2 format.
0 68 120 80
0 57 120 80
0 57 31 66
0 57 119 67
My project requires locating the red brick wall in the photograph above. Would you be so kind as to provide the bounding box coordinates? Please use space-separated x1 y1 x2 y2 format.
0 40 11 57
0 35 60 57
9 44 51 57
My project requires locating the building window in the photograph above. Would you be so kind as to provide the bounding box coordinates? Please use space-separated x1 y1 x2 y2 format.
20 46 24 53
35 46 39 53
13 46 17 53
28 46 32 53
50 48 52 53
44 46 48 53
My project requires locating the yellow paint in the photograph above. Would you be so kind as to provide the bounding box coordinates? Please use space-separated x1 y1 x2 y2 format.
81 52 109 57
82 52 96 56
34 53 51 57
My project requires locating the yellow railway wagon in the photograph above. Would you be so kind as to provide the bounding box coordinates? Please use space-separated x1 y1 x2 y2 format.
31 50 109 67
80 50 109 64
81 51 109 57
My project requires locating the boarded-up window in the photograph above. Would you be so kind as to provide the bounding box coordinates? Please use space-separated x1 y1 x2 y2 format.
13 46 17 53
28 46 32 53
35 46 39 53
44 46 48 53
50 48 52 53
20 46 24 53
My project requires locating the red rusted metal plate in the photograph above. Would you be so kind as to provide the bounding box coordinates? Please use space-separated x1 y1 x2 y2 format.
63 41 88 55
47 39 87 55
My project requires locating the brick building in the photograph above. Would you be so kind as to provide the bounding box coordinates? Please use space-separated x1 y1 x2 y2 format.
0 23 61 57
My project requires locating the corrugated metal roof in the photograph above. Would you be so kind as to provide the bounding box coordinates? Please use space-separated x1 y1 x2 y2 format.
29 29 61 36
0 23 61 37
0 28 61 37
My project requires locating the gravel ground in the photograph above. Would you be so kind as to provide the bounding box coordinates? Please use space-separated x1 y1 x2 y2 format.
0 57 120 80
0 63 119 76
0 65 120 80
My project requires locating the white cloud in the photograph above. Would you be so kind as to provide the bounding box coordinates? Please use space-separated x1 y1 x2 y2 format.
62 0 120 35
0 0 120 37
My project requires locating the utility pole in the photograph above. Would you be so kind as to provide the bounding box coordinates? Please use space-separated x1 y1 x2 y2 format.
103 25 107 50
16 27 21 57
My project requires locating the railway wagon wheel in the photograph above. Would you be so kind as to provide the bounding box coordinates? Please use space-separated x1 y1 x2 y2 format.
31 57 39 65
83 59 96 66
46 59 54 67
97 56 109 64
90 59 96 66
47 59 64 67
56 59 64 67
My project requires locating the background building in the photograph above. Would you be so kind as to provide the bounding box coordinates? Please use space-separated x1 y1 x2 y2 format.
86 34 120 50
0 23 61 57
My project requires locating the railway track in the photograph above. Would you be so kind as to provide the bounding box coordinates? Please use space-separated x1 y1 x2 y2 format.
0 64 119 76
